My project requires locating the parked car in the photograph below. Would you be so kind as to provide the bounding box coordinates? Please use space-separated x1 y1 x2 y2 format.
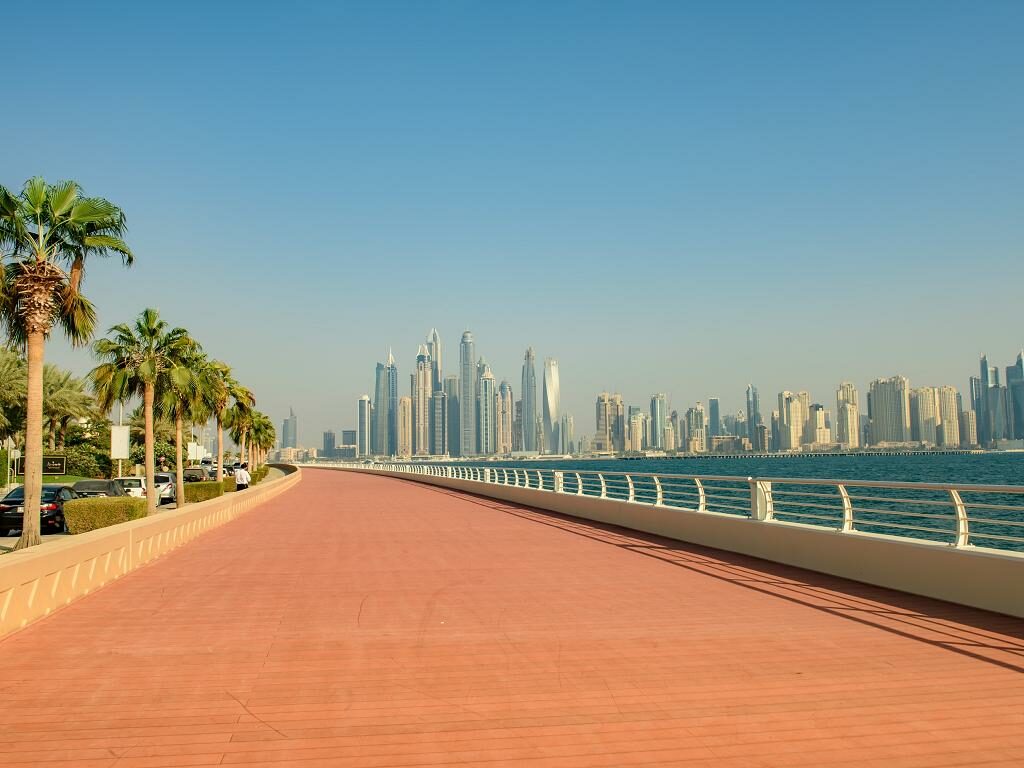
153 473 175 503
0 484 77 535
182 466 207 483
71 480 128 499
114 476 145 498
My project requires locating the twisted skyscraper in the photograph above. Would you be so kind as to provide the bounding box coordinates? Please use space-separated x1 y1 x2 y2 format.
542 358 560 454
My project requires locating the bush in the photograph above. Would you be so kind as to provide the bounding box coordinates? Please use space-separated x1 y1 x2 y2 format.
183 481 223 504
253 466 269 483
64 497 147 534
222 477 237 493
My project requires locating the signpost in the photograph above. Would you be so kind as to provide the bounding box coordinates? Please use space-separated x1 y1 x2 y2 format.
111 425 130 478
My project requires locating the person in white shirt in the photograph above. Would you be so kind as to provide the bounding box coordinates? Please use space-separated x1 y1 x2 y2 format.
235 463 252 492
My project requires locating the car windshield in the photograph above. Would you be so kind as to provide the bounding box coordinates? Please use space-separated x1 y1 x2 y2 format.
3 487 60 502
118 479 143 488
74 481 109 491
154 475 171 484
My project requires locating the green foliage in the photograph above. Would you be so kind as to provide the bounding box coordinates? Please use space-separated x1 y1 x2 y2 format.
253 466 269 483
130 440 177 469
222 477 237 493
183 481 223 504
64 496 146 534
0 448 7 485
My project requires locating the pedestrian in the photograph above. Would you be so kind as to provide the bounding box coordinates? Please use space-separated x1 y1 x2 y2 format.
235 462 251 492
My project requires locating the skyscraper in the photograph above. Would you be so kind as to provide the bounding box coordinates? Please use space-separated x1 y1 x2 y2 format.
426 328 443 392
497 380 514 455
444 375 460 456
910 387 940 444
357 395 372 456
806 404 831 444
542 358 560 455
937 386 961 447
397 396 412 458
559 413 574 454
685 403 707 453
281 408 297 449
777 391 806 450
745 385 762 443
459 332 476 456
835 382 860 449
322 430 336 456
478 364 497 455
385 350 399 455
650 394 667 449
431 390 448 455
413 345 433 455
960 408 978 447
708 397 721 439
595 392 625 453
521 347 538 452
868 375 911 444
977 355 991 445
1008 352 1024 440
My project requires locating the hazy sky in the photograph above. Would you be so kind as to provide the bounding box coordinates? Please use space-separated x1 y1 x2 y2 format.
7 1 1023 445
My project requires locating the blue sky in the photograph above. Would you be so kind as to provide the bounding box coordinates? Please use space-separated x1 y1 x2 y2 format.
6 1 1023 444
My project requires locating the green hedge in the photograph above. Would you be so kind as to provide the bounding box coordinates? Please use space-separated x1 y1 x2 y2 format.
64 497 147 534
183 481 223 504
222 477 237 493
253 466 269 483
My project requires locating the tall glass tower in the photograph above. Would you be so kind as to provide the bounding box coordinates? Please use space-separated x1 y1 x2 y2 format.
459 332 477 456
426 328 443 392
746 385 761 443
521 347 538 452
357 395 371 457
650 394 666 449
385 350 399 456
542 358 560 455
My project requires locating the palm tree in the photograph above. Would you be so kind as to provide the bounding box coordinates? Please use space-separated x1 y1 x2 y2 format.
42 365 94 450
0 178 132 549
224 399 255 468
197 361 252 482
90 309 193 516
0 349 26 441
128 404 176 446
157 345 207 506
248 411 276 472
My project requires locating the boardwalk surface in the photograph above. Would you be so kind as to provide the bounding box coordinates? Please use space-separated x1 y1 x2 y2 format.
2 468 1023 767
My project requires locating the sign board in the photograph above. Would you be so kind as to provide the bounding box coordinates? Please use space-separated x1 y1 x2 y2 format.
187 442 203 461
111 425 131 460
17 456 68 476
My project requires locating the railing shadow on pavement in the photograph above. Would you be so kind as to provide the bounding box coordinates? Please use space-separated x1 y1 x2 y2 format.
410 479 1024 675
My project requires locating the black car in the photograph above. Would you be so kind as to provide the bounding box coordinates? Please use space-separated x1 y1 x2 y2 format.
71 480 128 499
0 484 77 535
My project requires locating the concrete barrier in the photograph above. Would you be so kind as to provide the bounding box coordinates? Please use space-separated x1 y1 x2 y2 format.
334 467 1024 618
0 465 301 639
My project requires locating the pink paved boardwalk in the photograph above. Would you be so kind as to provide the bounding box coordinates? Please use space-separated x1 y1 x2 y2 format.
2 469 1024 767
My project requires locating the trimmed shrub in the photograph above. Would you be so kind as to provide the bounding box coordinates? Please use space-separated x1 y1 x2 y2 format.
183 481 223 504
222 477 237 493
64 497 147 534
253 466 269 483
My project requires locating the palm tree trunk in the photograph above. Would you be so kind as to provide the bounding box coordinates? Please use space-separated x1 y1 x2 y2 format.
174 414 185 508
57 419 68 449
144 382 157 516
48 427 56 451
15 329 45 549
216 417 224 482
239 430 247 466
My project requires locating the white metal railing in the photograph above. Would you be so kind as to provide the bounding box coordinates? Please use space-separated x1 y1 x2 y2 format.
348 462 1024 553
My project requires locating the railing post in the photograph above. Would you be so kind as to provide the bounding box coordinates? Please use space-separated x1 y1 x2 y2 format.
554 471 564 494
599 473 607 499
484 468 492 484
626 475 635 503
838 484 854 532
575 473 583 496
524 471 531 488
950 489 969 547
695 478 707 512
514 469 520 487
751 479 773 521
536 470 544 490
654 476 664 506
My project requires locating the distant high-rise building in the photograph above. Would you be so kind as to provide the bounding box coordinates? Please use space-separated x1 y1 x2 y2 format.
372 362 387 454
835 382 860 449
628 412 645 452
357 395 372 457
444 375 460 456
322 430 335 456
431 390 448 455
910 387 940 445
977 355 992 445
769 410 781 452
559 413 574 454
806 404 831 444
413 345 433 455
281 407 298 449
542 358 560 454
512 399 523 452
459 332 477 456
497 380 514 454
708 398 721 440
868 376 911 444
936 386 960 447
745 385 762 442
397 396 412 458
777 391 806 450
426 328 443 392
960 408 978 447
521 348 538 452
478 364 497 455
650 394 667 449
595 392 625 452
685 403 707 453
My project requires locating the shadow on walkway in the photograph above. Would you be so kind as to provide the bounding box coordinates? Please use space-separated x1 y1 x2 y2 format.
411 480 1024 674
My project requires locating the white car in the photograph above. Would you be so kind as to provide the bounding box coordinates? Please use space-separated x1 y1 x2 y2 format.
114 474 176 505
114 476 145 498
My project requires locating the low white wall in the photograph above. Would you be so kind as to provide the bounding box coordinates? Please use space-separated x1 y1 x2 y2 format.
0 467 301 639
337 467 1024 618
